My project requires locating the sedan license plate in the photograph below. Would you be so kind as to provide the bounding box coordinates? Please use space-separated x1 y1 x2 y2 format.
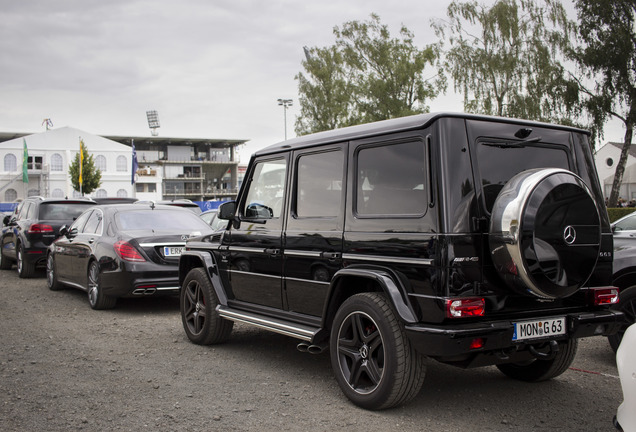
512 317 566 341
163 246 184 257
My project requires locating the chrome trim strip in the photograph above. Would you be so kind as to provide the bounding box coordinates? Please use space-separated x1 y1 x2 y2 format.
342 253 433 266
284 250 322 258
228 246 267 254
229 270 280 280
284 276 330 286
155 286 180 291
139 242 186 248
217 307 316 341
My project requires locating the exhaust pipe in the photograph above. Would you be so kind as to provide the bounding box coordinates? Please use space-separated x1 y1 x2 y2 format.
296 342 310 353
307 343 326 354
132 288 157 296
296 342 326 354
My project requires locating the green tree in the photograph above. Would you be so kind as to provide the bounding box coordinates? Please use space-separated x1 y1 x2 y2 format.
68 140 102 195
295 46 355 134
295 14 444 135
570 0 636 207
432 0 577 124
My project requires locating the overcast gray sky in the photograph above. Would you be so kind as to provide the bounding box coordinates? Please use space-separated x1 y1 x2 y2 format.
0 0 625 163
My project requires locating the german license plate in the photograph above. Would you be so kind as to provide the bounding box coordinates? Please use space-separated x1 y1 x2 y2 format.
512 317 566 341
163 246 183 257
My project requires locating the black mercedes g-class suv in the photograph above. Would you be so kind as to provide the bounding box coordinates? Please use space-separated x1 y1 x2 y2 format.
178 112 623 410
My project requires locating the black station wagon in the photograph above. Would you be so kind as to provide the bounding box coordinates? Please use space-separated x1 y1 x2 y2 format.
177 112 623 410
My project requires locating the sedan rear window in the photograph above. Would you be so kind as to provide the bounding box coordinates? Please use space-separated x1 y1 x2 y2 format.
39 202 95 220
116 210 210 231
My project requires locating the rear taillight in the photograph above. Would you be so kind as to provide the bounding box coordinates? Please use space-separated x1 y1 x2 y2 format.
28 223 53 233
445 297 486 318
589 287 619 306
114 241 146 262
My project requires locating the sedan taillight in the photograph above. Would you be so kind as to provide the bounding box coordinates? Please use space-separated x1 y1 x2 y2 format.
114 241 146 262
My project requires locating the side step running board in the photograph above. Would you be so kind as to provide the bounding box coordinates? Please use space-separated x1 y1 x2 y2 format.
216 305 318 342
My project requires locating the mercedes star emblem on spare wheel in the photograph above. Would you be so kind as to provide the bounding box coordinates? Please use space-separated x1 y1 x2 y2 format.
563 225 577 245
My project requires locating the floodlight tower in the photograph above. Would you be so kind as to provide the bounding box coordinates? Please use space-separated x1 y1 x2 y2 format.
277 98 292 140
146 110 161 136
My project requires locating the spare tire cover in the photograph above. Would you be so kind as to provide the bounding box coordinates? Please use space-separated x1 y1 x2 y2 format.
489 168 601 299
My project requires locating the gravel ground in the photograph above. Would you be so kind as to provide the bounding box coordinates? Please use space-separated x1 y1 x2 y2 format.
0 267 624 431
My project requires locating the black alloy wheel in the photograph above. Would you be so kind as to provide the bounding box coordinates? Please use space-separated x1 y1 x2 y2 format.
330 292 425 410
16 244 35 278
87 261 116 310
46 253 63 291
180 267 233 345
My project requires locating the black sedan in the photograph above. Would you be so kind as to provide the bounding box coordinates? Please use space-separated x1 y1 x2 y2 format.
46 203 214 309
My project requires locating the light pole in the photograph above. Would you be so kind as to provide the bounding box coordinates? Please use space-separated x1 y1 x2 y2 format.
277 98 293 140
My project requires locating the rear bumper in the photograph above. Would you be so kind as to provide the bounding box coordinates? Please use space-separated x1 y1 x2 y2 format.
100 262 180 298
405 309 624 360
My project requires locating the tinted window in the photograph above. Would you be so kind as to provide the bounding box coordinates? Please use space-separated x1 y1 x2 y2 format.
26 202 38 220
116 210 210 231
39 203 95 220
356 141 427 216
71 210 93 233
83 209 103 234
296 150 344 218
242 159 287 219
475 142 570 213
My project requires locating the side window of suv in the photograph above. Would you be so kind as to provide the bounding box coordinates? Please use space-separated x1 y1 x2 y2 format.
25 202 37 220
241 159 287 220
296 150 344 218
356 140 427 217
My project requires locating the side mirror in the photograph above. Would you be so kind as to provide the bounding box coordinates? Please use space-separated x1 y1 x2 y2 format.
218 201 236 220
2 215 9 226
59 225 68 237
218 201 239 229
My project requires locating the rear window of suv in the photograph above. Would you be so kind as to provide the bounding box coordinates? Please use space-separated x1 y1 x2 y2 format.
355 140 427 217
475 141 570 213
38 202 95 220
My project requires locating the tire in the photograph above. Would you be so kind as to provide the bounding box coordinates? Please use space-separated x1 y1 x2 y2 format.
329 292 426 410
490 168 601 299
16 243 35 278
0 246 12 270
46 253 63 291
180 267 233 345
87 261 116 310
608 286 636 352
496 338 578 382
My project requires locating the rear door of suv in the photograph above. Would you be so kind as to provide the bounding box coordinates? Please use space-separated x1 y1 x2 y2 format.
283 144 347 317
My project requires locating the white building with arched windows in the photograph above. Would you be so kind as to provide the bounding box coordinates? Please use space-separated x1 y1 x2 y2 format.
0 127 134 202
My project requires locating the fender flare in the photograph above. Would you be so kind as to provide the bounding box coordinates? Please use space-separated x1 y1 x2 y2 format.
329 267 418 324
179 250 228 305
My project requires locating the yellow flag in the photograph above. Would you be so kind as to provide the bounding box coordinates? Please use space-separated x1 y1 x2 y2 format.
79 138 84 185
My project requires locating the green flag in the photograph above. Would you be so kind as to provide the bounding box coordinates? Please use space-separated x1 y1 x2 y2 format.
22 138 29 184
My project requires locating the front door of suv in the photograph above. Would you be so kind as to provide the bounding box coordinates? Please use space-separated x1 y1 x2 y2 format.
224 156 288 309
